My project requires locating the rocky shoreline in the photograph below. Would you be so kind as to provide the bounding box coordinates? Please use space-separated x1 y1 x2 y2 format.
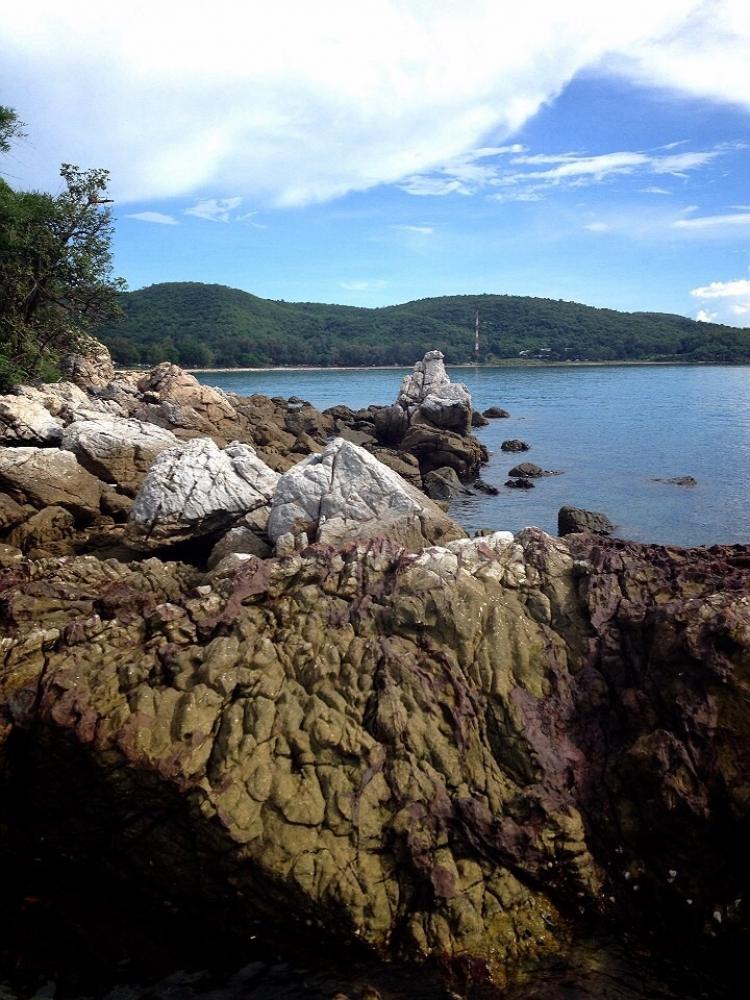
0 345 748 999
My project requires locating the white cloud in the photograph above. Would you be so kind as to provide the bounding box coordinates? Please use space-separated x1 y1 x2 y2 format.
640 186 671 194
674 212 750 230
1 1 749 207
185 197 243 222
584 221 610 232
125 211 178 225
691 268 750 326
392 224 434 234
340 279 388 292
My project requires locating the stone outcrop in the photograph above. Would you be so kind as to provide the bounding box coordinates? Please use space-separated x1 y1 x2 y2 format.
267 437 466 551
127 438 279 550
396 349 472 435
400 423 487 478
61 417 180 494
60 334 115 388
0 531 747 994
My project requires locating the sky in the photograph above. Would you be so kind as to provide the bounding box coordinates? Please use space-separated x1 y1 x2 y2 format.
1 0 749 325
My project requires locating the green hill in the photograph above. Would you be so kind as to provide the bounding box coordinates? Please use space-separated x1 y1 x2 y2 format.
95 282 750 367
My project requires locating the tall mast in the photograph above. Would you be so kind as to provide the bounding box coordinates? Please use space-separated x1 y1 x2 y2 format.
474 310 480 360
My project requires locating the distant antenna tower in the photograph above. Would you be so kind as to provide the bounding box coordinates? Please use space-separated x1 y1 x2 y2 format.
474 310 480 360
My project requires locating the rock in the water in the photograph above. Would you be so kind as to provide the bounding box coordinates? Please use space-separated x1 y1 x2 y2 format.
396 350 472 435
508 462 560 478
62 417 180 494
506 477 535 489
501 439 530 452
558 505 614 536
0 394 64 445
401 423 487 478
60 334 115 388
473 477 499 495
422 466 467 501
267 437 465 551
127 438 279 549
471 410 490 427
0 446 103 518
483 406 510 418
653 476 698 487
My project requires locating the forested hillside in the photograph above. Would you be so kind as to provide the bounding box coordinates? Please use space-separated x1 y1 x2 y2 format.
96 282 750 367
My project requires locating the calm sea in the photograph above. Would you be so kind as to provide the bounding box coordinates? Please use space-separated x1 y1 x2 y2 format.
197 365 750 548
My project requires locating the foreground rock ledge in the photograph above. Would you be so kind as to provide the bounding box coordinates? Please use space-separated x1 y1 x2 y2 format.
1 530 748 991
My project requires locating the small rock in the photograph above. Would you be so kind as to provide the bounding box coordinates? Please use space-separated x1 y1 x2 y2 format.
653 476 698 487
505 478 535 489
482 406 510 418
501 439 530 453
508 462 562 478
473 477 499 495
422 466 467 502
471 411 490 427
558 505 614 537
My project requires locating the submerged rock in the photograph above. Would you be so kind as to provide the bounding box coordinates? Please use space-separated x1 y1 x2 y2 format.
654 475 698 487
127 438 279 550
267 437 465 551
482 406 510 418
505 477 535 489
558 505 614 536
501 439 530 453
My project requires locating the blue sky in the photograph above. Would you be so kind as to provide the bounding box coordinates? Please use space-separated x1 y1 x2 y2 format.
2 1 749 324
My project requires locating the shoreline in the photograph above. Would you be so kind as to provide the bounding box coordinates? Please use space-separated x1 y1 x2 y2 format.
180 359 742 374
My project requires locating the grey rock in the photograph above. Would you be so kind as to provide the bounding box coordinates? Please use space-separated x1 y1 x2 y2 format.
208 525 272 569
558 505 615 537
507 462 562 478
506 478 535 489
60 335 115 388
127 438 279 549
422 466 467 501
653 476 698 487
501 439 530 453
396 350 472 435
471 410 490 427
267 437 466 551
482 406 510 418
62 417 180 494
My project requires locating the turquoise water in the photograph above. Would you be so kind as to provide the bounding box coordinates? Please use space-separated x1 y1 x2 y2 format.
197 365 750 547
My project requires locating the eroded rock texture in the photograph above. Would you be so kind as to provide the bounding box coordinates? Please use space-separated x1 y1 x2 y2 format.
1 531 747 991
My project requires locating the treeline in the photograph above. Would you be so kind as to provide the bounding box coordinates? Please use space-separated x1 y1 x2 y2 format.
96 282 750 368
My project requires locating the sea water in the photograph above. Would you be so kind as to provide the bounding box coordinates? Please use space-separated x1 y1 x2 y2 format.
198 364 750 548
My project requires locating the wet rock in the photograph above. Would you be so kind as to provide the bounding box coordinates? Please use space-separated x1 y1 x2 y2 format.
558 505 614 536
0 446 103 519
422 466 467 501
0 394 64 445
127 438 279 550
62 418 180 494
508 462 561 478
401 424 487 478
267 437 465 551
506 477 535 489
653 476 698 487
482 406 510 418
501 439 530 453
471 410 490 427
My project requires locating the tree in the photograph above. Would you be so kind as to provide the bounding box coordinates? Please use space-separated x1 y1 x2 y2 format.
0 106 125 388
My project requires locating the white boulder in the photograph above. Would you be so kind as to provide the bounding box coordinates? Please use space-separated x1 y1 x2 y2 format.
0 395 64 445
61 417 180 493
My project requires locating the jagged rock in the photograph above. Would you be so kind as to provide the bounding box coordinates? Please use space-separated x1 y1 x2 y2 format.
7 505 76 556
473 477 499 495
366 447 422 490
1 532 748 992
501 439 530 452
14 381 121 424
127 438 279 550
0 491 29 530
401 423 487 478
62 418 180 494
372 404 409 446
483 406 510 418
558 505 614 536
337 427 378 448
0 394 64 445
267 437 465 551
422 466 467 501
60 334 115 388
471 410 490 427
396 350 472 434
0 446 103 518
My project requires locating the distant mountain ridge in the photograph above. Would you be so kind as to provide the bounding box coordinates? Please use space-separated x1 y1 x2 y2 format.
96 281 750 367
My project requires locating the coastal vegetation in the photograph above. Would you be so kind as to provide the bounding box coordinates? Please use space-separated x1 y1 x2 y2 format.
96 280 750 368
0 106 124 390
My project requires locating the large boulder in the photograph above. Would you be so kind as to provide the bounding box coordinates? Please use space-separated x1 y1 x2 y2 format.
127 438 279 549
396 349 472 435
0 394 64 445
60 334 115 388
62 417 180 494
558 505 615 536
0 446 103 518
267 437 465 551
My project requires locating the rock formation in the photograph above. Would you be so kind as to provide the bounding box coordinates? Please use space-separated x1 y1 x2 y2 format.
558 505 615 536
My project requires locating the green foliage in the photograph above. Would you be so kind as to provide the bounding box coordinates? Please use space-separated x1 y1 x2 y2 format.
0 107 125 389
95 281 750 368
